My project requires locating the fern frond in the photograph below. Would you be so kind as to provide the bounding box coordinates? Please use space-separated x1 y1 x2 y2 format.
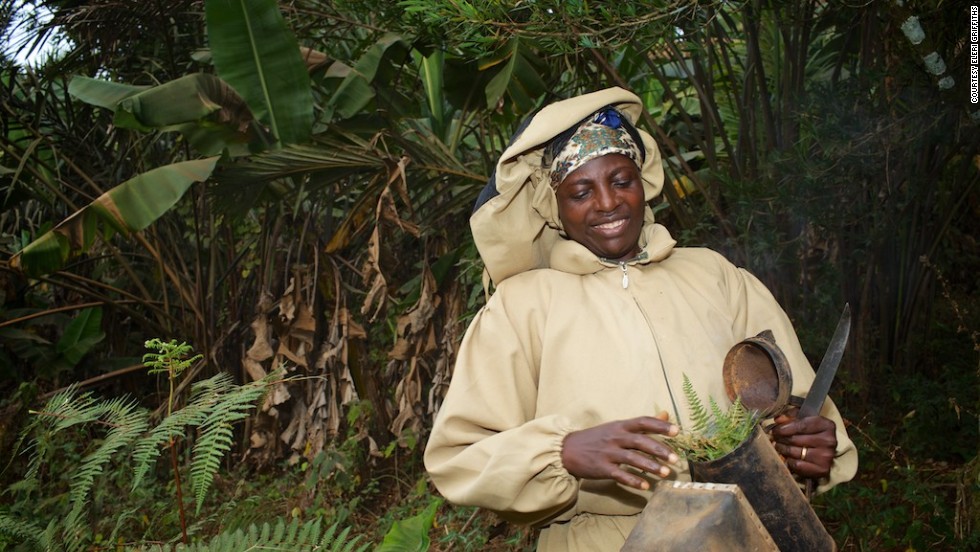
139 518 367 552
708 396 727 434
67 397 148 509
672 374 762 463
190 377 269 513
130 391 213 490
22 386 101 485
682 374 711 434
62 498 89 552
0 511 43 550
327 522 369 552
132 372 248 490
41 386 103 432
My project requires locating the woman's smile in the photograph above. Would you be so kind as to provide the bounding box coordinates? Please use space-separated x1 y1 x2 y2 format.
593 218 629 233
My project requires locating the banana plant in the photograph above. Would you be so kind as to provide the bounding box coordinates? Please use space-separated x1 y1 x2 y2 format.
10 0 313 278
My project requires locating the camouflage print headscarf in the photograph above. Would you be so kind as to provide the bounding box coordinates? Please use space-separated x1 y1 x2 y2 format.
548 108 644 190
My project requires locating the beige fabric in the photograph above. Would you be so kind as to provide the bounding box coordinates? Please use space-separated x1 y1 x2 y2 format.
425 87 857 551
424 225 858 551
471 87 664 285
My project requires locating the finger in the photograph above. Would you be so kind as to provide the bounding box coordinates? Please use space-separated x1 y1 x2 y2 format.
609 466 654 491
620 433 679 465
773 443 810 460
617 449 673 479
625 416 680 437
784 448 834 479
771 415 835 439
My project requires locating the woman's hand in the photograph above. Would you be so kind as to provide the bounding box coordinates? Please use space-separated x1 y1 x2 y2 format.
770 408 837 479
560 412 680 491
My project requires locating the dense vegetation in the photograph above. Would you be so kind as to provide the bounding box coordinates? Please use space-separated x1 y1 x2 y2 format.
0 1 976 550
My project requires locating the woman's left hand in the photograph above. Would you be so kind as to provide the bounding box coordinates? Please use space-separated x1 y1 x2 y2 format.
770 409 837 479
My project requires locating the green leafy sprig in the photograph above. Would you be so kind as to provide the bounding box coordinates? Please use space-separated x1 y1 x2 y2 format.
672 374 760 463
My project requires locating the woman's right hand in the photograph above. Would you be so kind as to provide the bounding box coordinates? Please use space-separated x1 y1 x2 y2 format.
560 412 680 490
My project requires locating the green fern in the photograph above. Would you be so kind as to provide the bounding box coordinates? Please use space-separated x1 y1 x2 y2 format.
130 393 210 490
12 340 276 549
673 374 760 463
682 374 711 435
0 511 44 549
23 387 150 550
130 372 238 490
66 396 148 510
189 373 269 513
139 518 370 552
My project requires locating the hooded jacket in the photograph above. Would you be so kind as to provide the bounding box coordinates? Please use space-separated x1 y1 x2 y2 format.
423 88 857 551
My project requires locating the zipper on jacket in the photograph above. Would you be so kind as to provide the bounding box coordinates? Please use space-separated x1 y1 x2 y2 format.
620 262 629 289
626 287 683 424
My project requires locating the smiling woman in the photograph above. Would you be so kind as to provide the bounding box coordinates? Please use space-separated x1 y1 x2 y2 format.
555 153 646 263
423 87 857 551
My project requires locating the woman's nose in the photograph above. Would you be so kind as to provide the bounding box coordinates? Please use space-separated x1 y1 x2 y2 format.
594 184 619 211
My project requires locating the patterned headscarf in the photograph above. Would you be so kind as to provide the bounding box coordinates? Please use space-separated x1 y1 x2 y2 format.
548 108 644 190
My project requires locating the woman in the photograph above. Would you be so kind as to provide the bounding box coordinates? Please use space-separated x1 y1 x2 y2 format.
424 87 857 551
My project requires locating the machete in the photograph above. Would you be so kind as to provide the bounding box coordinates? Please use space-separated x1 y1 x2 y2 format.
798 303 850 499
799 303 851 419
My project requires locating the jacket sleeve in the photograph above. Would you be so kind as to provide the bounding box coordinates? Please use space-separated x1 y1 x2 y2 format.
720 255 859 493
423 289 580 525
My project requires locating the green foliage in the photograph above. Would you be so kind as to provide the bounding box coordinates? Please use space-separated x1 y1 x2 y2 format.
815 427 980 551
143 338 202 379
375 498 440 552
1 1 976 550
205 0 313 146
15 386 149 548
0 307 106 382
8 157 220 278
68 74 265 156
189 373 269 513
55 307 106 368
672 374 759 462
0 511 45 550
139 518 369 552
2 341 273 549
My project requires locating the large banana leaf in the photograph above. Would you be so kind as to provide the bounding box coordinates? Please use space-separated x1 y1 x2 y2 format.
65 77 150 111
69 74 268 156
10 157 219 277
55 307 105 367
326 34 410 120
205 0 312 146
483 38 548 113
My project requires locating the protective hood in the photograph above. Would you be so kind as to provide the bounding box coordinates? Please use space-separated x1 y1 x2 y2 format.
471 87 672 285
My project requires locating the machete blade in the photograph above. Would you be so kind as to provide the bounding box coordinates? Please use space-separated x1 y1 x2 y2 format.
798 304 851 418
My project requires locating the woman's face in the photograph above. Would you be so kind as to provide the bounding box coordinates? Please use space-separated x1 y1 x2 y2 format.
555 153 645 263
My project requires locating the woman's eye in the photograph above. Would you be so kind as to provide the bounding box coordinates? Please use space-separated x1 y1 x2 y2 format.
613 180 632 188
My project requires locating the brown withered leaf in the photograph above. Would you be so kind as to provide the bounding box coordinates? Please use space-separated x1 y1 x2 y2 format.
389 357 424 442
390 266 438 360
360 226 387 321
275 268 316 371
243 291 275 383
387 155 414 217
428 279 464 417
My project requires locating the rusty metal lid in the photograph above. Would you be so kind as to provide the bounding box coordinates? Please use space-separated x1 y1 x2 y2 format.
722 330 792 417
